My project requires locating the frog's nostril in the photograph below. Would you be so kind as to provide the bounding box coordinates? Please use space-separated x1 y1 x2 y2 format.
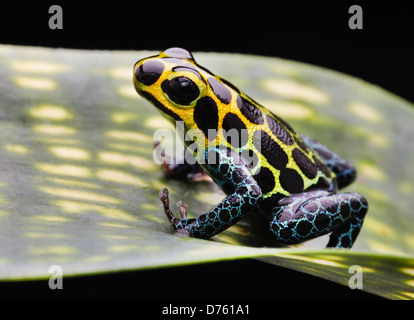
135 60 165 86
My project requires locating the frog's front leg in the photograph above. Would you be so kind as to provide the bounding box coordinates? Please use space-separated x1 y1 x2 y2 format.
159 148 263 238
153 141 210 182
269 190 368 248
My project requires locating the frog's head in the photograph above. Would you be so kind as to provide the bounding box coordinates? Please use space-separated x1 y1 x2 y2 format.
133 47 234 133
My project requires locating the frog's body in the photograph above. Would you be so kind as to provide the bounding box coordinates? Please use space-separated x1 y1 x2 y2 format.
133 48 368 248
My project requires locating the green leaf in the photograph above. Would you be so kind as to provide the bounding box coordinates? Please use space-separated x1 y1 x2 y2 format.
0 45 413 299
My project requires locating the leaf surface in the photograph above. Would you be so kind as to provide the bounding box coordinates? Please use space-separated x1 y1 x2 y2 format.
0 45 413 299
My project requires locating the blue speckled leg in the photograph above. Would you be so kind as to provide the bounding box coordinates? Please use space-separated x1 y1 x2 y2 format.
269 190 368 248
300 134 357 189
160 148 263 238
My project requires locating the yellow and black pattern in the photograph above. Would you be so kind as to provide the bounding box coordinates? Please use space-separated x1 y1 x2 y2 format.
134 48 368 248
133 47 335 205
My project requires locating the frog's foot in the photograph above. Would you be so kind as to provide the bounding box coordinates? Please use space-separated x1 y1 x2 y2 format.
159 188 196 235
269 190 368 248
154 141 210 182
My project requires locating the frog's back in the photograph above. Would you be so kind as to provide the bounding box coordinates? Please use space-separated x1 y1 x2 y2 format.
227 92 336 212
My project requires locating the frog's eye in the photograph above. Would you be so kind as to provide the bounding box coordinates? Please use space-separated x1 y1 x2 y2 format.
161 76 200 106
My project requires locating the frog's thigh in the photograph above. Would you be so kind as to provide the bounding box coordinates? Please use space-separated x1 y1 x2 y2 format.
300 134 356 189
269 191 368 248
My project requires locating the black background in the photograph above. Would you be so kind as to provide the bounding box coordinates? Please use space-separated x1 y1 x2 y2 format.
2 2 413 103
1 2 411 301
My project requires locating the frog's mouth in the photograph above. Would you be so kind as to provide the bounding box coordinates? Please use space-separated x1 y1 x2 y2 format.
133 84 146 98
139 89 183 124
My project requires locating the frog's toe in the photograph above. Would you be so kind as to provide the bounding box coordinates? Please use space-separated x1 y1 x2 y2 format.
176 201 188 219
158 188 195 235
159 188 177 225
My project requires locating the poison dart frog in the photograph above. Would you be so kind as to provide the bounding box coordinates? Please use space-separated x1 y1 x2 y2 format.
133 47 368 248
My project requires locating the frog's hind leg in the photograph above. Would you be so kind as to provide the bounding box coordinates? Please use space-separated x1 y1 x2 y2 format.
269 190 368 248
300 134 356 189
153 141 210 182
